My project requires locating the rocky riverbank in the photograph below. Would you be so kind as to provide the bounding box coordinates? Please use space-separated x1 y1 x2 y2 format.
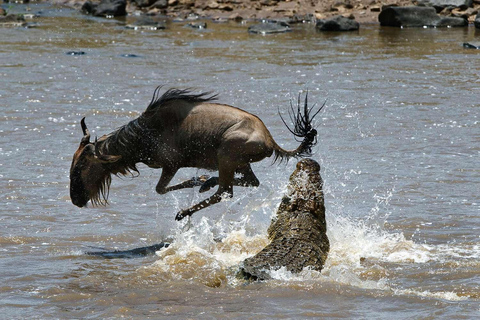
2 0 480 30
32 0 477 24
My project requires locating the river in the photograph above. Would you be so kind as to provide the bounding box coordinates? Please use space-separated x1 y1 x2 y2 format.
1 3 479 319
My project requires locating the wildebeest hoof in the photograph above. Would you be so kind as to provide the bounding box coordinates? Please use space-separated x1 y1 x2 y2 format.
175 210 190 221
180 175 211 189
199 177 219 193
194 174 210 185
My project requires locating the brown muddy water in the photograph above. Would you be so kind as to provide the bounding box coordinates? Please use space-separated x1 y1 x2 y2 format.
1 3 480 319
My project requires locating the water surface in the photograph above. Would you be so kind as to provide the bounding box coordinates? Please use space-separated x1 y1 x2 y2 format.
1 3 479 318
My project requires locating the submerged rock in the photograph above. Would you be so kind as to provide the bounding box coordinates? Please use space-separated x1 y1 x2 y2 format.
239 159 329 280
463 42 480 49
0 14 27 27
187 22 207 29
81 0 127 17
248 21 291 34
125 17 166 29
66 51 86 55
316 15 359 31
120 53 141 57
378 6 467 28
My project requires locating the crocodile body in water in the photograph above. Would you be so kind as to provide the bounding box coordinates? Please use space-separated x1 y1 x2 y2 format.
239 158 329 280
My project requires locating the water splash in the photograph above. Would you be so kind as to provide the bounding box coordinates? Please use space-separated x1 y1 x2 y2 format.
141 152 477 301
143 193 478 301
144 218 269 287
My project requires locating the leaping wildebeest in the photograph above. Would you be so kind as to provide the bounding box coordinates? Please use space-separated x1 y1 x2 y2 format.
70 86 322 220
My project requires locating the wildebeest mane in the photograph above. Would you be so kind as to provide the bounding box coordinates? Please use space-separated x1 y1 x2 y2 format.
101 119 144 176
144 86 218 115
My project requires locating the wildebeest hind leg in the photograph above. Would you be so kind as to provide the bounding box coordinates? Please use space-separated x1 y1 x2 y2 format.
156 166 178 194
234 164 260 187
175 162 235 220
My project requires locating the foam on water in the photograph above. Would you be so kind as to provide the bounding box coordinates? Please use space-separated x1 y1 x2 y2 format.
145 218 269 287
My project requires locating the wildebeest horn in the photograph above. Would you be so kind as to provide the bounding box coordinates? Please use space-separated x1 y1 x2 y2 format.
80 117 91 146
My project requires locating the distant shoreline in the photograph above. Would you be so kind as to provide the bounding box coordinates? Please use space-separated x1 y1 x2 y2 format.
48 0 415 24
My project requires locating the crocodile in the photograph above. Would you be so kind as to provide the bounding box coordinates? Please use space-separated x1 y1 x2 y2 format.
239 158 329 280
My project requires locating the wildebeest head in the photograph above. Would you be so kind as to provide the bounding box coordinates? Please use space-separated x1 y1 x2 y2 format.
70 118 121 207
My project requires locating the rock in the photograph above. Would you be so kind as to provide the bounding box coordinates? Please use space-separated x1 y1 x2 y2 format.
273 1 297 14
150 0 168 9
289 13 315 24
81 0 127 17
248 21 291 34
239 159 330 280
316 15 359 31
120 54 141 57
331 2 354 13
0 14 27 27
66 51 86 55
186 13 200 20
131 0 156 8
228 13 243 22
416 0 473 11
379 6 467 27
22 13 38 19
260 0 278 6
126 16 166 29
379 6 440 27
463 42 480 48
187 21 207 28
475 12 480 28
436 15 468 26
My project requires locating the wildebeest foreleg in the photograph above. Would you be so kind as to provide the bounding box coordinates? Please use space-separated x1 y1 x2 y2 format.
164 175 210 192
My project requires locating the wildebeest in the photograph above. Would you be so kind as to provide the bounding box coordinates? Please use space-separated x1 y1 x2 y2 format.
70 86 322 220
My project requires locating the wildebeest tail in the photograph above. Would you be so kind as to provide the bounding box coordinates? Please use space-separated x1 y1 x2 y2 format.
273 91 324 162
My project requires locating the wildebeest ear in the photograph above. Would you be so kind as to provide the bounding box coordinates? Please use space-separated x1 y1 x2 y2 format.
93 137 121 163
97 154 122 163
